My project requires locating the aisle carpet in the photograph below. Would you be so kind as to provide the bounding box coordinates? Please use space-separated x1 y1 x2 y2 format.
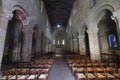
48 57 75 80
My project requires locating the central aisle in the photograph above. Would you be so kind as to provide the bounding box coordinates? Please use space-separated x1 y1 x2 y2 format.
48 57 75 80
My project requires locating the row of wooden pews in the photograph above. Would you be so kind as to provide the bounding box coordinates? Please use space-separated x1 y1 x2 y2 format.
65 54 120 80
1 55 55 80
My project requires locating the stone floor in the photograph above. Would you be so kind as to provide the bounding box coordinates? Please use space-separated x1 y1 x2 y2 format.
48 57 75 80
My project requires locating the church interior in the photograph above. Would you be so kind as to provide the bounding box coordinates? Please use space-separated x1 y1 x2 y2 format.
0 0 120 80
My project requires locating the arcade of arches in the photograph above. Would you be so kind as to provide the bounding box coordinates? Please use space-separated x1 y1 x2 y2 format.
0 0 120 80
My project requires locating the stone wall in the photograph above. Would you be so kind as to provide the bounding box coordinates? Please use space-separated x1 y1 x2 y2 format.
67 0 120 60
0 0 52 69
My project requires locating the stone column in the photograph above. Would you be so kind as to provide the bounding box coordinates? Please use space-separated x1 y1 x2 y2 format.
47 43 51 52
28 31 33 60
21 31 28 62
113 9 120 56
45 41 48 53
98 34 109 53
39 36 42 54
67 40 72 52
50 44 53 52
36 36 41 55
73 39 78 53
78 35 86 55
66 39 71 52
88 31 101 60
88 12 101 60
49 44 52 52
41 36 43 54
42 37 46 54
21 29 32 62
113 10 120 46
35 33 39 56
50 44 52 52
77 37 80 54
46 40 50 53
72 39 74 53
0 16 9 75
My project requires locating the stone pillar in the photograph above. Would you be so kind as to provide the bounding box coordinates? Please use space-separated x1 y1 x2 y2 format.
70 39 73 53
21 31 28 62
21 29 32 62
39 36 43 54
70 40 73 52
50 44 52 52
41 37 44 54
88 12 101 60
73 39 78 53
41 36 43 54
45 41 48 53
88 31 101 60
113 9 120 56
42 37 46 54
47 43 51 52
49 44 52 52
28 31 32 60
35 33 40 55
36 36 41 55
77 37 80 54
78 35 86 55
50 44 53 52
46 40 50 53
0 16 9 75
66 39 71 52
72 39 74 53
113 10 120 46
98 34 109 53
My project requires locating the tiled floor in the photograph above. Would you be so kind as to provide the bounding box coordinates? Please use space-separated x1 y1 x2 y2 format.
48 57 75 80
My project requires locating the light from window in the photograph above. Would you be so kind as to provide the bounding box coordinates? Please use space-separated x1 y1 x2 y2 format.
62 40 65 45
109 34 117 48
57 24 60 28
53 40 55 45
58 40 60 45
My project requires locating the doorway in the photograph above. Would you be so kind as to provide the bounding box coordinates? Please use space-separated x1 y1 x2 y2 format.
84 27 90 57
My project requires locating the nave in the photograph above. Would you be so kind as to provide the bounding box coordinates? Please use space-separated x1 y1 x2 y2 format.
65 54 120 80
48 57 75 80
1 54 54 80
0 53 120 80
0 54 75 80
1 0 120 80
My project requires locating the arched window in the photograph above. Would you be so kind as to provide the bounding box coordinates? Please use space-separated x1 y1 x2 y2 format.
109 34 117 49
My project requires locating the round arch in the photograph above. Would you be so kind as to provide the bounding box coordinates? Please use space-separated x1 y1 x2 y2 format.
95 4 120 62
94 4 115 24
10 5 29 20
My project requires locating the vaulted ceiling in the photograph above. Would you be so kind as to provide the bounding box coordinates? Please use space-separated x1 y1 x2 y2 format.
44 0 75 27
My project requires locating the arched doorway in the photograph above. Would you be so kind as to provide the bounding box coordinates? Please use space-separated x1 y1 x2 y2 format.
2 9 26 64
98 9 119 61
84 27 90 57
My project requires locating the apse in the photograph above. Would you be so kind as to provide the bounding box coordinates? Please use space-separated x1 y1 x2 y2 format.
52 24 66 48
